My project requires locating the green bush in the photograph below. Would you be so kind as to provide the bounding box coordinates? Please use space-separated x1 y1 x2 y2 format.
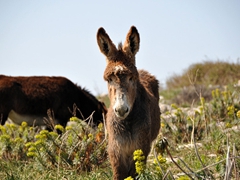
166 60 240 89
0 118 109 179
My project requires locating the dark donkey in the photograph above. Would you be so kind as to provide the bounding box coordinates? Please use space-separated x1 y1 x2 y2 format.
0 75 107 129
97 26 161 179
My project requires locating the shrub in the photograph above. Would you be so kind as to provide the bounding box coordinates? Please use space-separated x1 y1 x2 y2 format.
166 60 240 89
0 118 107 173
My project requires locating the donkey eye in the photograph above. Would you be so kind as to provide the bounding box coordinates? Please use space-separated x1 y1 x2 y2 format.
129 77 133 81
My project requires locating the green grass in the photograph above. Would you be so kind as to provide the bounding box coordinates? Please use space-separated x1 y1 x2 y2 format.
1 60 240 179
0 86 239 179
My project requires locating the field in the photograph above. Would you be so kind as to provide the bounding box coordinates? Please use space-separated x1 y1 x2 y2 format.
1 61 240 180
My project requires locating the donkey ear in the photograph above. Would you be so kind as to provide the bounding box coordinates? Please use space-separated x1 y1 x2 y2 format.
123 26 140 56
97 27 117 58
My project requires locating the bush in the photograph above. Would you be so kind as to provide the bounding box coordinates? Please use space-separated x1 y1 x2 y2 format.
166 60 240 89
0 118 108 179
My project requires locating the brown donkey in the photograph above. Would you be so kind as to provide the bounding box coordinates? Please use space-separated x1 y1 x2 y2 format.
0 75 107 130
97 26 161 179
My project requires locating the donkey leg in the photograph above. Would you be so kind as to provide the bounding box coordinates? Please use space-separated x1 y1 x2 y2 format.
109 152 129 180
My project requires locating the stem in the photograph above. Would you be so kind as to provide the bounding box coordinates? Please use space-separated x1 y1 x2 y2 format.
165 145 194 180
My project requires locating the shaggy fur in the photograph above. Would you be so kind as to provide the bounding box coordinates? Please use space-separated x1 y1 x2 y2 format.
97 26 161 180
0 75 107 129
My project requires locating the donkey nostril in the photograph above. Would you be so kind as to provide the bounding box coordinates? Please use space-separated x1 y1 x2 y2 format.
125 108 129 113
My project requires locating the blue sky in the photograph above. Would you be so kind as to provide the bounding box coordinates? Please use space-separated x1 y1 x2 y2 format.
1 1 240 95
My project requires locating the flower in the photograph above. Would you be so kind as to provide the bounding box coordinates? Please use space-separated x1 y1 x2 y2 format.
54 125 65 133
161 123 165 128
65 126 72 131
27 152 37 157
70 117 80 122
237 110 240 118
133 149 145 161
227 105 235 117
135 161 145 174
215 89 220 98
34 139 44 146
98 123 103 130
154 155 167 164
177 176 191 180
40 130 49 135
35 134 47 139
124 176 134 180
200 97 205 106
133 149 146 174
211 90 216 98
88 133 93 140
0 125 6 133
171 104 178 109
14 137 23 143
49 131 58 138
9 123 16 129
25 142 34 147
0 134 10 141
28 146 37 152
21 121 28 127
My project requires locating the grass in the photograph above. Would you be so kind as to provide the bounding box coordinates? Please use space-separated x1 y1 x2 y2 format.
0 86 239 179
1 60 240 179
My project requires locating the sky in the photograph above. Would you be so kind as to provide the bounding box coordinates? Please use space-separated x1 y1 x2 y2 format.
0 1 240 95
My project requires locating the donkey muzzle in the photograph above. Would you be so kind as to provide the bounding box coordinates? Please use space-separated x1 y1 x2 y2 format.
114 106 129 118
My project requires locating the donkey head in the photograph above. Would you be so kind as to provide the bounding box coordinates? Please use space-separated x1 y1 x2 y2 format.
97 26 140 119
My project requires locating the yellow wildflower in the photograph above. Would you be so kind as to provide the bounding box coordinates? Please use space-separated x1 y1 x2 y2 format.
133 149 146 174
177 176 191 180
34 139 44 146
21 121 28 127
215 89 220 98
88 133 93 140
98 123 103 130
124 176 134 180
65 126 72 131
227 105 235 117
25 142 35 148
27 152 37 157
237 110 240 118
70 117 80 122
154 155 167 164
14 137 23 143
0 134 10 141
171 104 178 109
161 123 165 128
0 125 6 133
28 146 37 152
211 90 215 98
9 123 16 129
40 130 49 135
49 131 58 138
35 134 47 139
54 124 65 133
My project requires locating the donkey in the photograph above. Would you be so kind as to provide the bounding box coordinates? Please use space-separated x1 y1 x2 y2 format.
97 26 161 179
0 75 107 130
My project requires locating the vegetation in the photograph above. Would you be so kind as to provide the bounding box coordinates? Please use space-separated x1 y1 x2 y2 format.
162 60 240 105
166 60 240 89
0 60 240 179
